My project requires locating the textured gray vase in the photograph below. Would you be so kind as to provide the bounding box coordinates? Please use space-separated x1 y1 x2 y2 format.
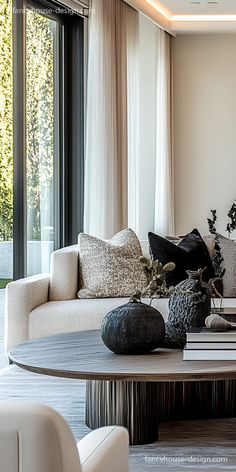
101 301 165 354
164 270 211 348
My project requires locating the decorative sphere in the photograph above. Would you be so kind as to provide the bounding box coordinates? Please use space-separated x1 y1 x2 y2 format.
101 301 165 354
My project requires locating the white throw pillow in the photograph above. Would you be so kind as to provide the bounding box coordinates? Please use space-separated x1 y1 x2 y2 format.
77 228 147 298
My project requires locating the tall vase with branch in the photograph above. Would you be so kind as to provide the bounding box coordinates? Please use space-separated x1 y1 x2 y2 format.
135 257 221 348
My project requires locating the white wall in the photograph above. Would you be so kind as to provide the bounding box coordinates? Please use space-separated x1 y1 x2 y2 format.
173 34 236 236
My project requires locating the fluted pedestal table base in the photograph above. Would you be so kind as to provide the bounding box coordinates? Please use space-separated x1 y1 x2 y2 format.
86 380 160 445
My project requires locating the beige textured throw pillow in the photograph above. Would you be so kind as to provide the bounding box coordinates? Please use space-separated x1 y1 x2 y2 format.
217 233 236 297
78 228 147 299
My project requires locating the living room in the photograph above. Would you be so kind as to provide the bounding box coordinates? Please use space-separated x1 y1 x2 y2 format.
1 0 236 470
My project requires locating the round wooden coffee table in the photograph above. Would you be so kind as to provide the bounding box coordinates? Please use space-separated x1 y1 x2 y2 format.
9 330 236 445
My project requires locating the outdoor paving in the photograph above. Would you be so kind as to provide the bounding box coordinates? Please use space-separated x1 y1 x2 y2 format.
0 289 5 341
0 289 7 368
0 289 6 356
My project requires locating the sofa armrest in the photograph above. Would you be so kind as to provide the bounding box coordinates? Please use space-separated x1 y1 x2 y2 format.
77 426 129 472
5 274 50 352
49 245 79 301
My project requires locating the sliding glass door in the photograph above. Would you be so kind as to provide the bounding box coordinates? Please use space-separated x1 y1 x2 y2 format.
0 0 84 356
26 8 60 275
0 0 13 287
13 0 66 279
12 0 84 280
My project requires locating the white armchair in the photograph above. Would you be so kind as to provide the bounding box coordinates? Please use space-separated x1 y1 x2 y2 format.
0 402 129 472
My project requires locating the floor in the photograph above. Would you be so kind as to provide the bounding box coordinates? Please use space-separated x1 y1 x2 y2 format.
0 292 236 470
0 365 235 471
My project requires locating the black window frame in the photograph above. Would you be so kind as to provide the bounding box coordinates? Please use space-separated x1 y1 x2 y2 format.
13 0 85 280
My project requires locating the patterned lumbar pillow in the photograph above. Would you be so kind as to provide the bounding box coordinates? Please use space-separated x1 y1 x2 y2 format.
217 233 236 297
77 228 147 298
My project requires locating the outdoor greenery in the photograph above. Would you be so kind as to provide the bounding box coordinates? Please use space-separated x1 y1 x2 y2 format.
26 10 54 241
0 2 55 243
0 0 13 242
0 278 11 289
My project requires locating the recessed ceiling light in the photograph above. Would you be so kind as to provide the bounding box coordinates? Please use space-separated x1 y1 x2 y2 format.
190 1 201 4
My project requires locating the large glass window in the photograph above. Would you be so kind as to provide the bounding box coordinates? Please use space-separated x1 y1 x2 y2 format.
0 1 84 357
0 0 13 287
26 9 60 275
0 0 84 281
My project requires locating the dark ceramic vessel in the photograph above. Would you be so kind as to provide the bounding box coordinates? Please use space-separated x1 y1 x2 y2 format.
101 301 165 354
164 270 211 348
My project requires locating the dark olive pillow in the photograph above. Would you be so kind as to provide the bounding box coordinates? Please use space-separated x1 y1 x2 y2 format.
148 228 215 287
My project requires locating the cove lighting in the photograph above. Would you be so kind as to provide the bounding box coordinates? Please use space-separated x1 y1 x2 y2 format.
172 15 236 22
146 0 171 20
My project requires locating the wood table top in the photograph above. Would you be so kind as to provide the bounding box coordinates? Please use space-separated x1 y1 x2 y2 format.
8 330 236 382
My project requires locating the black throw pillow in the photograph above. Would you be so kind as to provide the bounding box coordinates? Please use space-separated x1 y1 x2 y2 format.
148 228 215 287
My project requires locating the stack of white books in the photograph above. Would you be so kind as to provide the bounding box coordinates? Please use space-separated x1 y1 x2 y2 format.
183 328 236 360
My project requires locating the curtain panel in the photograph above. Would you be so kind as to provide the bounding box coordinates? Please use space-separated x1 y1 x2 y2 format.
127 18 174 239
84 0 138 239
84 4 174 239
154 28 174 236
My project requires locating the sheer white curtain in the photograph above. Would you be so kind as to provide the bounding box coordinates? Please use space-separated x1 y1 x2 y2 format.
126 7 140 234
84 4 174 239
128 17 174 238
84 0 139 239
154 28 174 236
128 14 156 239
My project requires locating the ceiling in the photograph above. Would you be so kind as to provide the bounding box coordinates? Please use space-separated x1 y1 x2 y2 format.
141 0 236 34
160 0 236 16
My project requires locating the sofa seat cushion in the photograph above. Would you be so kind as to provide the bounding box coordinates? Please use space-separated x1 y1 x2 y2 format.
29 298 170 340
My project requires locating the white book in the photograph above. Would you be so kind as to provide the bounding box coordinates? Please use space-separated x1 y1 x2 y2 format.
183 349 236 361
186 342 236 350
186 328 236 342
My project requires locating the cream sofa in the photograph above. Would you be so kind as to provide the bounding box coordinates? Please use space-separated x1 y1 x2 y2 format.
5 242 170 351
5 241 234 352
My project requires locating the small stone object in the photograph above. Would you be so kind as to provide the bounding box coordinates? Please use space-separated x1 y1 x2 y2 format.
101 299 165 354
205 313 236 330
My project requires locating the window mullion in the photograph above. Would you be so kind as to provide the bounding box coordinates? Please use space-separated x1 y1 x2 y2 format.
13 0 27 280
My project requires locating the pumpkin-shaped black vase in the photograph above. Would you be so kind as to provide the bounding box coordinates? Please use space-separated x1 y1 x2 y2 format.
164 269 211 348
101 300 165 354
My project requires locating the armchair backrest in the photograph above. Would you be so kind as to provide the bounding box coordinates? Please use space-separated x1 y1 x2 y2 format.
0 403 81 472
